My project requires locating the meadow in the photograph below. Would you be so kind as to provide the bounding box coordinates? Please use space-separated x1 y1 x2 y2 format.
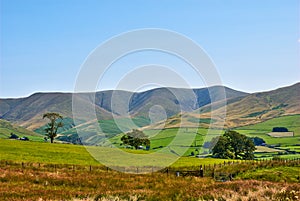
0 139 236 168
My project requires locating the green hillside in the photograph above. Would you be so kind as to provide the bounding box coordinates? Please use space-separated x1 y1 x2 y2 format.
152 83 300 129
236 114 300 135
0 119 43 141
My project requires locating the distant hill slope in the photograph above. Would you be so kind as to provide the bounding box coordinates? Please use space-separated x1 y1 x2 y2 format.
236 114 300 135
0 119 42 140
219 82 300 128
0 93 115 130
0 86 247 131
148 83 300 129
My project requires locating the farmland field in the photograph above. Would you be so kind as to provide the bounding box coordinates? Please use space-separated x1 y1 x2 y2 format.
235 115 300 136
0 139 234 168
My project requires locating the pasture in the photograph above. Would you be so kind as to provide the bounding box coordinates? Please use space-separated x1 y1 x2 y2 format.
0 139 233 168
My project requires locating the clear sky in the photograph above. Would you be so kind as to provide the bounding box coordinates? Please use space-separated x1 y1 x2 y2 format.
0 0 299 98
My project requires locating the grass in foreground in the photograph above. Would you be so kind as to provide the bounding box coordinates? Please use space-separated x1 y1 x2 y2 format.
0 162 299 201
1 138 300 200
0 164 300 201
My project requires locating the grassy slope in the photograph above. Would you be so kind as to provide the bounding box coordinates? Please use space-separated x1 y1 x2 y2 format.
236 114 300 134
0 119 43 141
0 139 235 167
0 139 99 165
235 115 300 146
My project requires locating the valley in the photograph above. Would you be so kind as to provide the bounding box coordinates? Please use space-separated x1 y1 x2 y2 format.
0 83 299 200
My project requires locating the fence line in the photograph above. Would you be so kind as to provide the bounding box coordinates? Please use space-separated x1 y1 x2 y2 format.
0 158 299 180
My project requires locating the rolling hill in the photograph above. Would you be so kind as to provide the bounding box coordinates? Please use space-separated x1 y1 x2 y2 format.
147 82 300 129
0 119 43 140
0 86 246 130
211 82 300 128
0 92 116 130
0 83 299 144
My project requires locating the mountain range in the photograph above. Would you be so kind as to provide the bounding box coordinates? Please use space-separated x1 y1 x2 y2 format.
0 86 246 129
0 82 299 143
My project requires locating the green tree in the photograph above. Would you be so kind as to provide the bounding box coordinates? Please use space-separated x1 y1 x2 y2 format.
250 137 265 146
42 112 63 143
272 127 288 132
212 130 255 160
121 129 150 150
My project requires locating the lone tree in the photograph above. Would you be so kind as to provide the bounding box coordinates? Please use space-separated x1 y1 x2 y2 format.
212 130 255 160
43 112 63 143
121 129 150 150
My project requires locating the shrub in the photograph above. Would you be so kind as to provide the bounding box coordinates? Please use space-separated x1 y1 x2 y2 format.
9 133 19 139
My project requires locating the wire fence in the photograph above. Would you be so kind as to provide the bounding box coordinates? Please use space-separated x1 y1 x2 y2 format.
1 158 299 181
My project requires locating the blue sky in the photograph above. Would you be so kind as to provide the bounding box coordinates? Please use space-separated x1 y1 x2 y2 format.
0 0 299 98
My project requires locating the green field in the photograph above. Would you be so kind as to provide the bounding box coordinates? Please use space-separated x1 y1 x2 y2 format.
109 127 222 156
0 139 234 168
236 115 300 136
0 139 99 165
235 115 300 146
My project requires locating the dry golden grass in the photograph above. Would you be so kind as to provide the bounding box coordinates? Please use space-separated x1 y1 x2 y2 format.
0 162 299 201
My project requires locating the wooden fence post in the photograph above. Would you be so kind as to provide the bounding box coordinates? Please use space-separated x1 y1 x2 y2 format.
200 165 203 177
